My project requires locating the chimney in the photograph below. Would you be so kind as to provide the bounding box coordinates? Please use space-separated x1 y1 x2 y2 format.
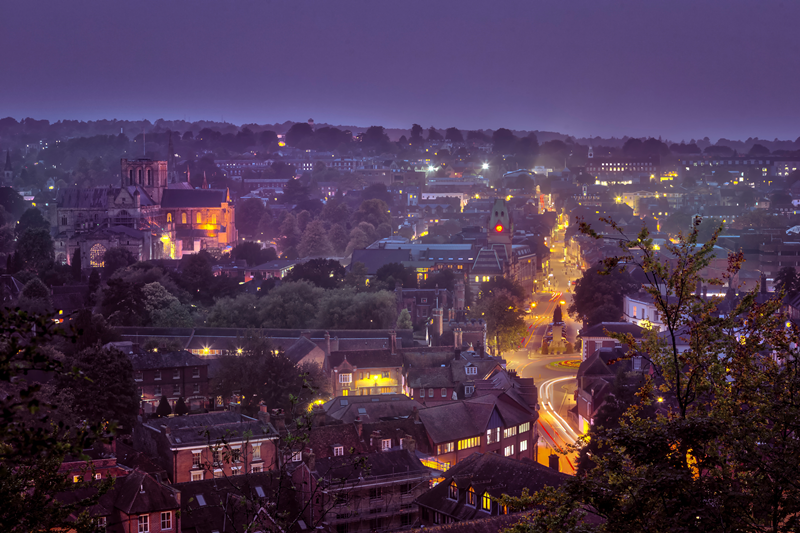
432 308 443 337
301 330 312 340
761 272 767 294
454 327 463 348
257 402 270 425
354 416 363 438
325 331 331 356
390 330 397 355
270 408 285 431
303 450 316 472
401 435 416 454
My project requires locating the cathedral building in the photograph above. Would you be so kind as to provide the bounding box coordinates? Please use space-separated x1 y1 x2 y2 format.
54 158 236 267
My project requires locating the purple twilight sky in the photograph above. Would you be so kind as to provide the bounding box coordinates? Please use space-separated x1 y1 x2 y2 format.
2 0 799 142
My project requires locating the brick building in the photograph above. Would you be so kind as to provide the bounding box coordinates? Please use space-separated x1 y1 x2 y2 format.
134 411 279 483
129 350 210 414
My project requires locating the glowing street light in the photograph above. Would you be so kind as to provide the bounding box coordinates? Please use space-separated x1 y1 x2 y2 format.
482 162 489 170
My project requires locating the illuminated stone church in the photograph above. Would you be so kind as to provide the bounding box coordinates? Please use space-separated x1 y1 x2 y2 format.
54 159 236 267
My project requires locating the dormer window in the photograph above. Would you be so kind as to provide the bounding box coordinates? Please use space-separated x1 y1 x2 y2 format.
448 481 458 500
467 486 476 507
466 366 477 375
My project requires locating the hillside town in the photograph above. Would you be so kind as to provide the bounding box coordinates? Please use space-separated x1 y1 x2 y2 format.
3 119 800 532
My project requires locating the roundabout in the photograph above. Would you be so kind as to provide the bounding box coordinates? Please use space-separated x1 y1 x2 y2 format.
546 359 582 371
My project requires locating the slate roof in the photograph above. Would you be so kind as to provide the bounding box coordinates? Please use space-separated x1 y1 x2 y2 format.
580 321 644 338
471 247 503 274
249 259 299 271
314 449 433 484
129 350 207 370
144 411 277 447
178 472 287 533
284 335 320 364
160 188 227 208
327 349 403 369
56 186 155 209
323 394 423 423
350 248 411 274
415 453 569 522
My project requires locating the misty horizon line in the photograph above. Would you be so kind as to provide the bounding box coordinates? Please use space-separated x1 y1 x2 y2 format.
3 114 799 148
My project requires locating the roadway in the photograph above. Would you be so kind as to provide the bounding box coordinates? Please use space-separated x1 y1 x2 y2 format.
505 224 584 473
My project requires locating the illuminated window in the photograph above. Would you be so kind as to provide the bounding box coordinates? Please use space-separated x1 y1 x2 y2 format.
519 422 530 433
503 426 517 439
458 436 480 450
436 442 454 454
482 492 492 510
448 481 458 500
504 445 514 456
486 427 500 444
89 243 107 268
181 212 187 224
167 213 172 222
252 444 261 460
196 212 202 224
467 486 476 506
520 440 528 451
339 373 352 383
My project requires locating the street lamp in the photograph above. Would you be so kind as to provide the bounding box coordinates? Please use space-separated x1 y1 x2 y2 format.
482 162 489 170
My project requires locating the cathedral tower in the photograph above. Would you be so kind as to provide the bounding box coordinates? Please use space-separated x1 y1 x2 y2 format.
487 198 513 259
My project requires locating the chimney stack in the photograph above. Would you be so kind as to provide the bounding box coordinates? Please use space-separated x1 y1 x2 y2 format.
390 330 397 355
257 402 271 425
270 408 285 431
325 331 331 356
354 416 363 438
401 435 416 454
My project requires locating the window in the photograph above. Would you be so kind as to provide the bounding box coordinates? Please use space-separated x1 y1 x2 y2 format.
428 388 434 397
448 481 458 500
154 385 161 397
196 212 202 224
520 440 528 452
212 449 221 465
173 384 180 395
231 466 242 476
339 373 352 383
466 366 477 375
382 439 391 450
134 371 143 381
181 212 187 224
192 367 200 378
437 442 454 455
467 486 476 506
61 216 68 225
73 475 82 483
95 473 101 480
192 451 201 467
382 371 390 378
161 511 172 530
138 515 149 533
369 487 382 500
482 492 492 510
519 422 530 433
90 243 107 268
251 465 262 473
173 369 180 379
167 213 172 222
504 445 515 457
441 388 447 398
504 426 517 439
292 451 302 462
96 516 107 530
252 444 261 460
231 447 241 462
334 446 344 456
213 469 223 478
465 385 474 395
487 427 500 444
191 471 203 481
458 436 480 450
193 383 200 394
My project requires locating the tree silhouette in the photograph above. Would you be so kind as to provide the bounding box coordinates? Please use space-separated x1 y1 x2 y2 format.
155 395 172 417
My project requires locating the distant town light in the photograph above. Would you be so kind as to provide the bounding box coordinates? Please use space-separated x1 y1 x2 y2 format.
482 163 489 170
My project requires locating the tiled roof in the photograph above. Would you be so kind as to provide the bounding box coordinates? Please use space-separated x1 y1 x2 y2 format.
284 335 320 364
323 394 422 423
328 349 403 369
580 321 644 338
471 248 503 274
314 449 432 484
160 188 227 208
145 411 277 447
350 248 411 274
415 453 568 522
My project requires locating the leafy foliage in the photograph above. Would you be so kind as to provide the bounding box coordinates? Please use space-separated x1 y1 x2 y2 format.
567 263 638 325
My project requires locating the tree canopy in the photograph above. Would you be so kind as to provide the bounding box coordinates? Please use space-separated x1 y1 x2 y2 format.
568 263 638 325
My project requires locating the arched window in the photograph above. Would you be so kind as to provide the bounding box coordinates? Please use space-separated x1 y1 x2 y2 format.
467 486 476 506
181 212 187 224
196 212 202 224
138 169 143 183
481 492 492 511
147 169 152 185
90 244 107 268
167 213 172 222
